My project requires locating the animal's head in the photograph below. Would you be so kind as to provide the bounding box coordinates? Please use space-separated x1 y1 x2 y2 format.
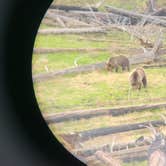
130 71 141 90
131 82 141 90
105 61 114 71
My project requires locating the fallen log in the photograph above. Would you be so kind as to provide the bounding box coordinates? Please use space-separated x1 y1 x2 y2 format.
45 103 166 124
86 146 148 163
146 123 166 166
33 48 109 54
75 138 151 157
33 62 105 82
111 145 148 162
42 18 59 27
61 120 166 142
44 10 161 45
151 8 166 16
75 144 111 157
105 24 154 48
49 4 98 12
95 151 122 166
38 27 106 35
34 46 166 55
45 11 92 27
46 9 132 25
143 63 166 68
153 16 166 20
105 5 166 27
149 150 166 166
85 155 104 166
129 31 163 64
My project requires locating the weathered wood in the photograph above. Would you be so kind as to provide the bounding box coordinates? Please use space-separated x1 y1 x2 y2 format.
81 120 165 141
49 4 98 12
153 16 166 20
147 127 166 166
85 155 104 166
129 32 163 65
149 150 166 166
45 11 92 27
151 8 166 16
33 48 109 54
75 144 111 157
33 62 105 82
86 146 148 163
95 151 122 166
42 18 59 27
112 145 149 162
146 0 156 13
143 63 166 68
46 9 132 25
75 138 151 157
104 24 154 48
38 27 106 35
45 103 166 124
34 47 166 55
62 120 166 143
105 5 166 27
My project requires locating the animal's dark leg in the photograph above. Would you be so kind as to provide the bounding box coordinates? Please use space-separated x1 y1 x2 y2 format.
127 65 130 72
142 76 147 88
138 83 142 90
109 66 113 72
115 67 118 72
122 65 125 71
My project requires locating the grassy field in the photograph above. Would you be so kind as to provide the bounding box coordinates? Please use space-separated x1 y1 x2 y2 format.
33 31 141 74
34 67 166 113
33 0 166 165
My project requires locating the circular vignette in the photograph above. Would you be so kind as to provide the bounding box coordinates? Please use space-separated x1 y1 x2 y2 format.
3 0 86 165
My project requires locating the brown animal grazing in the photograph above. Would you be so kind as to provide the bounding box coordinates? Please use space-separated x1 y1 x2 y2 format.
129 67 147 90
106 55 130 72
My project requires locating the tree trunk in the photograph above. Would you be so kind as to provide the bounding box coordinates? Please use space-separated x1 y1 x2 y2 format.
105 5 166 27
38 27 106 35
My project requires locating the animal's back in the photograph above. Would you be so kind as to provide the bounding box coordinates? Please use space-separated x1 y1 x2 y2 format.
116 55 129 65
130 67 145 80
135 67 145 77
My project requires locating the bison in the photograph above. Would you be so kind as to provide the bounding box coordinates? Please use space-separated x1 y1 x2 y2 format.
106 55 130 72
129 67 147 90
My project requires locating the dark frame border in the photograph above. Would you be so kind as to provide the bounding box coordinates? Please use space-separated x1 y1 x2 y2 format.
0 0 85 165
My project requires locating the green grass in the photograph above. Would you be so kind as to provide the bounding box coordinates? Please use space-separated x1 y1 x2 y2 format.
34 31 137 49
123 161 147 166
35 34 109 48
34 67 166 114
32 52 110 74
33 30 141 75
39 23 52 29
